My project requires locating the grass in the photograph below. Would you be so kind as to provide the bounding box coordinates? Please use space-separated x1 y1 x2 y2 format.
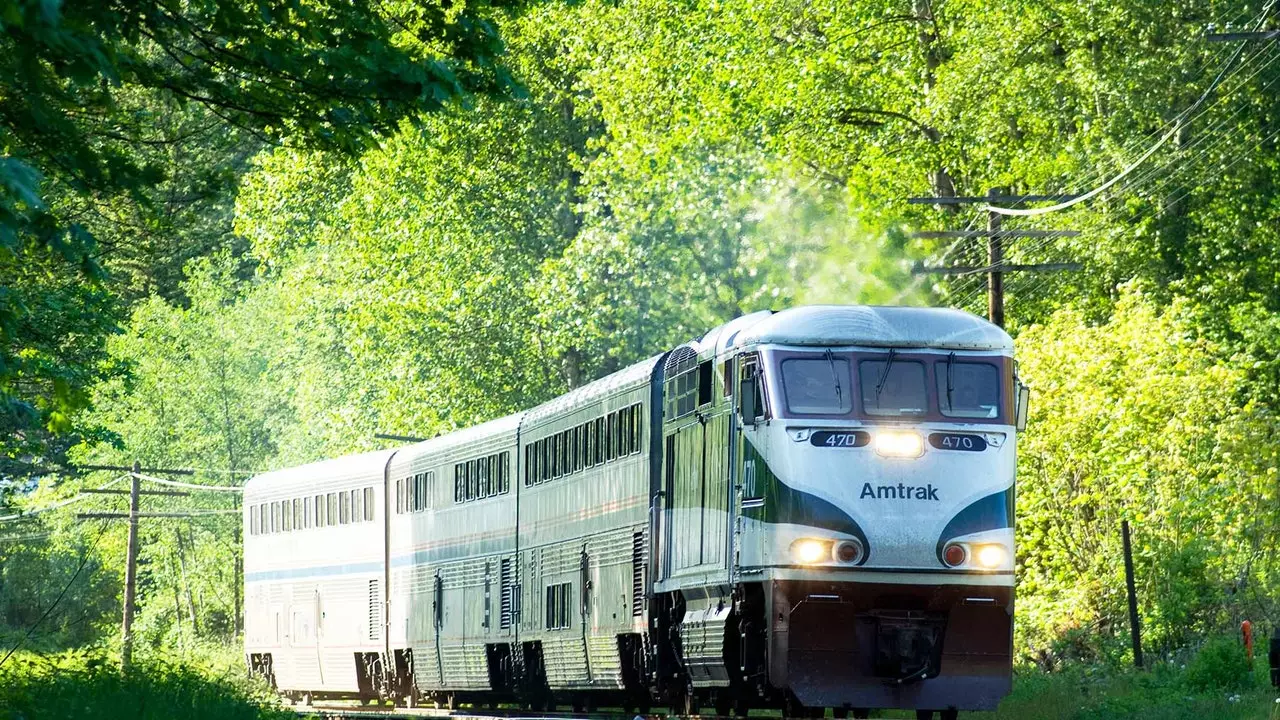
0 648 290 720
966 663 1277 720
1 643 1276 720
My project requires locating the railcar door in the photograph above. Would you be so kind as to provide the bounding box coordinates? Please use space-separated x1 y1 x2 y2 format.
661 352 730 580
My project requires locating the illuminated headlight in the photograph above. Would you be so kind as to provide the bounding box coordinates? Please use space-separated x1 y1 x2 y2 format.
874 430 924 458
791 539 829 565
975 544 1008 569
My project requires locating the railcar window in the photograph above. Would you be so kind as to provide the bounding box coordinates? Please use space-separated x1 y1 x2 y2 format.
545 582 573 630
271 502 280 533
315 494 325 527
781 357 853 414
563 430 572 472
594 418 605 464
327 493 338 524
283 501 292 532
455 465 465 502
412 474 425 511
605 413 615 461
859 358 928 416
480 458 491 497
365 486 376 520
540 439 550 483
524 445 533 486
936 359 1001 419
571 426 582 472
499 453 509 494
339 491 350 524
294 498 302 529
352 489 363 523
618 407 631 455
250 507 258 535
584 423 595 468
304 497 312 528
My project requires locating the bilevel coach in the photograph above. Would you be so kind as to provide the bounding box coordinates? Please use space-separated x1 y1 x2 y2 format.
243 305 1030 720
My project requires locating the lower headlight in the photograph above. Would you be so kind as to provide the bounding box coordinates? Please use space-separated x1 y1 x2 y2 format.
791 539 829 564
874 430 924 458
975 544 1008 569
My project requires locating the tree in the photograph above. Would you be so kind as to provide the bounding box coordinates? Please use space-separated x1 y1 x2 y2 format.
1 0 514 471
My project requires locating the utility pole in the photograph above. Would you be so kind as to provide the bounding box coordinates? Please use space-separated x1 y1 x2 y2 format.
75 463 239 672
908 189 1083 328
986 187 1006 328
1122 520 1144 669
121 461 140 672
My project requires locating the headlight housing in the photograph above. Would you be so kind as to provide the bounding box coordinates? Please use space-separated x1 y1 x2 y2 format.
975 543 1008 569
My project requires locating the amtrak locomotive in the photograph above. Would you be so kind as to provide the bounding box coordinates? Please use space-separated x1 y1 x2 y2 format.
243 305 1028 719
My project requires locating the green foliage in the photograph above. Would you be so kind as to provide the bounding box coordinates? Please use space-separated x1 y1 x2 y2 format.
977 664 1274 720
1014 286 1279 663
1183 635 1255 693
0 0 515 471
0 649 290 720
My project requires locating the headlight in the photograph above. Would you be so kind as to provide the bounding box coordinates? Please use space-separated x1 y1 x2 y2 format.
975 544 1008 569
791 539 829 564
874 430 924 458
832 539 863 564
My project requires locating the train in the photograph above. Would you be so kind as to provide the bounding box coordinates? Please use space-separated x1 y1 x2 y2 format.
243 305 1028 720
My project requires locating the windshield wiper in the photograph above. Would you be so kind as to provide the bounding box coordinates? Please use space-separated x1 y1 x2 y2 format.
946 352 956 411
824 349 843 407
874 348 897 407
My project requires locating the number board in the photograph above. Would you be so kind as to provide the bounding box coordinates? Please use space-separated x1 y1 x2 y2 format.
809 431 871 448
928 433 988 452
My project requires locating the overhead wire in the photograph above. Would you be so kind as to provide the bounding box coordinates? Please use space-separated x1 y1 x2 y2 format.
0 474 130 523
133 472 244 493
0 520 110 668
983 0 1279 218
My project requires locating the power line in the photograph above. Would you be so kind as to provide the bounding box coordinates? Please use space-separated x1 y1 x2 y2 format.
134 472 244 493
0 520 109 669
0 474 130 523
985 0 1278 218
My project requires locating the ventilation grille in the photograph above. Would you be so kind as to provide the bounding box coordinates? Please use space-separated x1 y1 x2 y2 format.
663 344 698 377
631 530 646 616
500 558 514 629
368 579 382 641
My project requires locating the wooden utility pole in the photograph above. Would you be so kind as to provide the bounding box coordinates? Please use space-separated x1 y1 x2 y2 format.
1122 520 1144 669
120 461 141 672
986 187 1006 328
908 189 1083 328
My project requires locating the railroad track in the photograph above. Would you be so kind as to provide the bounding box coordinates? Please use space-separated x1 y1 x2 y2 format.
294 705 682 720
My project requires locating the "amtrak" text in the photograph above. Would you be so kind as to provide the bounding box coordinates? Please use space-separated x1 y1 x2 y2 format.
859 482 940 501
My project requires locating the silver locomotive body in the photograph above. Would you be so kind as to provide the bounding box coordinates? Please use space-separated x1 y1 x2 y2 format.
244 305 1023 716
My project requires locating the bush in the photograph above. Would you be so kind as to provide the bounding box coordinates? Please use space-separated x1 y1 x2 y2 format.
1183 635 1254 693
0 649 289 720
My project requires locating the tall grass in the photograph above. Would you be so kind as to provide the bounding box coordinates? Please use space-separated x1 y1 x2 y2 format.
0 649 289 720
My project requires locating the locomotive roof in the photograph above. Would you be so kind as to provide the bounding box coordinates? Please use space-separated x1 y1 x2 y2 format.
726 305 1013 352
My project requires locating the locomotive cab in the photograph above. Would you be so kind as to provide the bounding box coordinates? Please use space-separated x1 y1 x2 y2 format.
712 307 1019 715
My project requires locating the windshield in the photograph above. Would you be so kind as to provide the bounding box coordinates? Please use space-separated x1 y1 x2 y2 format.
859 359 927 416
937 359 1001 418
781 357 852 414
